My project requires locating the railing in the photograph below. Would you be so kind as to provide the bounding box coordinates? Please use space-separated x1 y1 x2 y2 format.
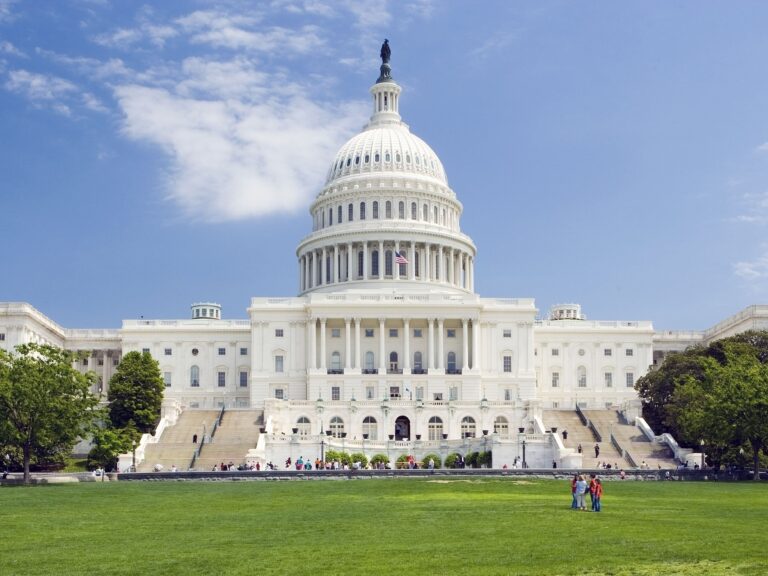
387 369 403 374
609 431 638 468
411 368 428 375
446 368 462 375
189 434 206 470
362 369 378 375
327 369 344 375
210 405 226 441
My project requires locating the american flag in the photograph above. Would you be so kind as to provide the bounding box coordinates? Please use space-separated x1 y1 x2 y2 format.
395 251 408 264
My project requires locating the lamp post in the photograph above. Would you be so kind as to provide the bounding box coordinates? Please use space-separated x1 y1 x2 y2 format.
700 439 705 470
522 436 527 469
131 439 137 473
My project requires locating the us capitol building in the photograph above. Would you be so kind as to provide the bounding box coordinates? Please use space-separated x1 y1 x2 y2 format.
2 46 767 469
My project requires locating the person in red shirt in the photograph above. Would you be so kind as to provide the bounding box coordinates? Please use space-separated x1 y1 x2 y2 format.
589 474 598 510
570 474 579 509
593 478 603 512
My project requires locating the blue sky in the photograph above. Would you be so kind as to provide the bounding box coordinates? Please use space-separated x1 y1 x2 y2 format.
2 1 768 330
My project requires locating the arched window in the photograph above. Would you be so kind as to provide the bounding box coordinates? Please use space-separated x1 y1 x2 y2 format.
354 155 360 165
385 152 391 162
325 256 331 283
190 365 199 387
357 250 364 278
396 152 401 163
442 208 446 224
365 351 375 371
447 351 457 372
329 208 333 226
374 152 380 163
331 351 341 371
423 204 428 221
385 250 393 276
411 202 417 220
414 351 423 371
364 154 370 164
362 416 378 440
428 416 443 441
297 416 311 436
372 250 379 277
389 351 399 373
494 416 509 439
348 203 354 222
360 202 366 220
461 416 476 438
398 201 405 219
373 201 379 219
385 201 392 219
330 416 345 438
433 206 438 222
578 366 587 388
337 205 342 224
415 251 420 278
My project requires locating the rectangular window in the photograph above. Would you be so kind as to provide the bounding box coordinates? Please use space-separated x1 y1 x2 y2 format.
275 388 284 400
365 329 374 338
164 348 172 356
82 358 88 366
552 372 560 387
240 347 248 356
113 359 119 366
503 329 511 338
503 355 512 373
218 347 226 356
164 372 172 388
626 372 635 387
142 348 150 354
551 348 559 356
604 348 612 357
239 371 248 387
415 386 424 400
331 386 340 401
449 387 458 401
275 329 284 337
366 386 374 400
433 392 443 401
98 359 104 366
217 372 226 387
413 328 422 338
447 329 456 338
389 328 398 338
0 333 5 341
389 386 400 399
504 389 512 401
331 328 341 338
626 348 634 357
605 372 613 387
275 356 284 373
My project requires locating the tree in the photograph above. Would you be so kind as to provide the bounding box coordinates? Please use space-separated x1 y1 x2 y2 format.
0 344 100 484
108 351 164 433
667 343 768 480
87 426 134 472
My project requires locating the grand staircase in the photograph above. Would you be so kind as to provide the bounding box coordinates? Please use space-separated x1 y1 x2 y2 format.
137 410 218 472
543 409 677 469
193 410 263 471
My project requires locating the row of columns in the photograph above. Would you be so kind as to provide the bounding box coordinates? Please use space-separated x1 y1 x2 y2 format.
299 242 475 293
307 317 479 373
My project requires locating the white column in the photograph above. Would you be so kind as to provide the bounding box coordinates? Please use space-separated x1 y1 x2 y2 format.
334 245 340 284
438 246 443 282
448 248 454 286
321 247 327 285
437 319 445 370
409 242 416 280
403 319 411 372
379 240 384 277
471 319 479 370
469 256 474 292
345 318 351 370
362 242 368 280
354 318 361 370
378 318 386 372
308 319 316 370
427 318 435 370
425 244 431 282
298 258 303 293
346 242 352 281
462 319 469 372
320 318 327 370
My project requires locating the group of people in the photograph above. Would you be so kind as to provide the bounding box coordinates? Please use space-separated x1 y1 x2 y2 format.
570 473 603 512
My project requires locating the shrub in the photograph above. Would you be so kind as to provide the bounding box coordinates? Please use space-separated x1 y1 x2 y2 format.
420 453 441 469
444 453 462 469
396 454 410 469
369 454 389 467
349 452 368 469
466 451 480 468
478 451 493 468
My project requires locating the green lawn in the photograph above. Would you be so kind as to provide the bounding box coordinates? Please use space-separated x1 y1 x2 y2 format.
1 479 766 575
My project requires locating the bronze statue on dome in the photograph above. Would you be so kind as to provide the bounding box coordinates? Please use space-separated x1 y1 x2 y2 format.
380 39 391 64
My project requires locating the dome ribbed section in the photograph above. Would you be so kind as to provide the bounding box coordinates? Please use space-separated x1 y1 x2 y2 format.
324 124 447 186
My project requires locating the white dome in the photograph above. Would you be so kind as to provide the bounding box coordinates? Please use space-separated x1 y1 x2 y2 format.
325 123 448 186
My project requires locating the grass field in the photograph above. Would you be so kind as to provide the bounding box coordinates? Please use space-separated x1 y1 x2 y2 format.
1 478 766 575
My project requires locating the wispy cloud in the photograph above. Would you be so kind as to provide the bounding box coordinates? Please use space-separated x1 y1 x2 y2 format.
735 250 768 280
5 69 78 115
1 40 25 57
470 30 518 59
733 191 768 225
755 142 768 154
0 0 18 23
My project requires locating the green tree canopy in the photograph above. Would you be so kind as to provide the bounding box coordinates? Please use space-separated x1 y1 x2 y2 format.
108 351 164 433
0 344 100 483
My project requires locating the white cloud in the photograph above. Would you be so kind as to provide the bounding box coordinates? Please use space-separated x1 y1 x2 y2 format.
5 69 78 114
470 30 517 59
0 40 25 57
0 0 18 23
114 82 367 221
756 142 768 154
735 251 768 280
82 91 108 113
733 191 768 225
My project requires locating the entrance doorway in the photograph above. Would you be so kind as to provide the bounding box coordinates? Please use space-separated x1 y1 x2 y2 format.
395 416 411 440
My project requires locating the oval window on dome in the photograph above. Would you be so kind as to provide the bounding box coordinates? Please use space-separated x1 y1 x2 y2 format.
346 158 351 167
374 152 380 163
355 156 360 165
406 154 411 164
365 154 370 164
396 153 401 163
385 152 391 162
415 156 420 165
